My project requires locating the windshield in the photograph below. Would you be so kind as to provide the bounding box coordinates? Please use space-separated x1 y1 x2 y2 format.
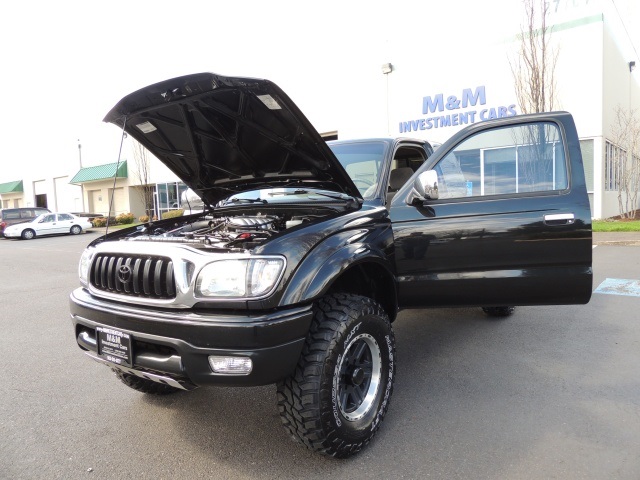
328 141 387 199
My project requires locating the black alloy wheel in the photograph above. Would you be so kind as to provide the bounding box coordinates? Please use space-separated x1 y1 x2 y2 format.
277 293 395 458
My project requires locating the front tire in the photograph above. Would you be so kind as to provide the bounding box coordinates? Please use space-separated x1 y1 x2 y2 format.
277 294 395 458
21 229 35 240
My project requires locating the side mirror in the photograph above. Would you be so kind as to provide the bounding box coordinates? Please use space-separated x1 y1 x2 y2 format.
414 170 439 200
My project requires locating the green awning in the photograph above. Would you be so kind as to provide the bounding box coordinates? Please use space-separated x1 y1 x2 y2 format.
70 161 128 184
0 180 23 194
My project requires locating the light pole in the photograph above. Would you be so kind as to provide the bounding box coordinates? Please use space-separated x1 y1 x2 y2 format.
382 63 393 136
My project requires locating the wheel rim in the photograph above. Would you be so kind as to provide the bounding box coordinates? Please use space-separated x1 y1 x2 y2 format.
24 230 34 239
71 226 80 234
335 333 382 421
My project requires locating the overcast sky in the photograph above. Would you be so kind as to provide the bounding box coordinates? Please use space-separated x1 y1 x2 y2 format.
1 0 637 182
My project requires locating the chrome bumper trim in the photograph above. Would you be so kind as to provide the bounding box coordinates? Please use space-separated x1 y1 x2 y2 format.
84 351 197 391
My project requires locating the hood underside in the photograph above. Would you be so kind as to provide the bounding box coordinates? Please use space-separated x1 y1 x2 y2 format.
104 73 361 206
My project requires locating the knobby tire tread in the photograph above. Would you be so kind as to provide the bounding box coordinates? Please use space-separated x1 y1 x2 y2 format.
276 293 393 458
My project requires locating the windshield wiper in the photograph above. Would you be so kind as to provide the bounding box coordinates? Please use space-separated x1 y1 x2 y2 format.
268 189 309 196
268 189 360 210
224 197 267 205
268 189 353 201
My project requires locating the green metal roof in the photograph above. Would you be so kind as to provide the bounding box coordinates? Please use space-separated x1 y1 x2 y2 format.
70 161 128 184
0 180 23 194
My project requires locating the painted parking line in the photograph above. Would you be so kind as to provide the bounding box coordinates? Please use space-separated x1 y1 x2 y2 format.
594 278 640 297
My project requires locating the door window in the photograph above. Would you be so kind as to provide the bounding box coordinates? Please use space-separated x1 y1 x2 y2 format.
434 122 568 199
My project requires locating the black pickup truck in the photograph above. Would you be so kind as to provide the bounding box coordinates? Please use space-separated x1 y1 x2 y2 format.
70 72 592 458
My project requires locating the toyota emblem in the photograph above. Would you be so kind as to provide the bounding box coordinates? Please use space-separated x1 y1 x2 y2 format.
118 265 132 283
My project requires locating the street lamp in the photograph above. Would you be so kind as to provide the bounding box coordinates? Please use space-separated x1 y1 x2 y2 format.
382 63 393 135
77 139 85 212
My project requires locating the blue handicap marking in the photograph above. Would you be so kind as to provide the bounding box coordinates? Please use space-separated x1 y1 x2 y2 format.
594 278 640 297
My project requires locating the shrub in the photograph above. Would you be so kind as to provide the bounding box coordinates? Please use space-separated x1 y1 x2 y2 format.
92 217 107 227
116 212 135 224
139 215 150 223
162 209 184 219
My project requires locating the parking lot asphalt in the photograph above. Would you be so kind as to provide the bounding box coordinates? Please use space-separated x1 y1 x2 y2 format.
1 231 639 479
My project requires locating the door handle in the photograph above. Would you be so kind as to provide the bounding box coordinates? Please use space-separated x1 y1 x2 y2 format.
544 213 575 225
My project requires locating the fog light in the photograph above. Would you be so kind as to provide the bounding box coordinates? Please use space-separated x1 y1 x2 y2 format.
208 356 253 375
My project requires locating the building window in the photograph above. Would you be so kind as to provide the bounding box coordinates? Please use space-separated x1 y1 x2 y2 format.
579 139 595 216
154 181 188 218
579 139 594 192
604 140 625 191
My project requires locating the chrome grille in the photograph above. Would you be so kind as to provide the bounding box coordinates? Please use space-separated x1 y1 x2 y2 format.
90 254 176 299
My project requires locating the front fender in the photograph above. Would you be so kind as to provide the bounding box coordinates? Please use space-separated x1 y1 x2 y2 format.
279 229 395 306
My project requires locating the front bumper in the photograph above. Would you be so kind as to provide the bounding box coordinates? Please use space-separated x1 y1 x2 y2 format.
70 288 313 387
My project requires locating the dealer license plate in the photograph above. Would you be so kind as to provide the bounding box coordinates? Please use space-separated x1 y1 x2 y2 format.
96 326 133 367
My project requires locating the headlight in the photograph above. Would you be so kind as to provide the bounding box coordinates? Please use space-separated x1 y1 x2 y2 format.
195 257 285 298
78 248 95 286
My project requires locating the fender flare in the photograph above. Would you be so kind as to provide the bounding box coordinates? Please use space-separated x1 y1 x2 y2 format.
279 231 397 313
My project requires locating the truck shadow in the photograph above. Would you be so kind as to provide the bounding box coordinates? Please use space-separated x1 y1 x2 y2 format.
132 304 632 479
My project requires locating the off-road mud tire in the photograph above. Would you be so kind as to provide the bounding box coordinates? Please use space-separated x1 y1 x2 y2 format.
277 293 395 458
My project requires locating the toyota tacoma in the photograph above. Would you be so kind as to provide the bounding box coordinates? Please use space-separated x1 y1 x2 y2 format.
70 72 592 458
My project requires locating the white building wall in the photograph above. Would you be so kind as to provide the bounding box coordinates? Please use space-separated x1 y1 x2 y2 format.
83 178 130 217
1 193 23 208
53 176 83 212
600 20 640 218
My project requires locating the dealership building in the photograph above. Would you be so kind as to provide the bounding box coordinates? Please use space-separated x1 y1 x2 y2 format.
1 1 638 220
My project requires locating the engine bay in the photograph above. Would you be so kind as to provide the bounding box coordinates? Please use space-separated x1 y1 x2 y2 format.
122 213 319 251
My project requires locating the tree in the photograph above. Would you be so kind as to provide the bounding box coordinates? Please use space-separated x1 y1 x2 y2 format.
509 0 560 192
131 139 155 218
609 106 640 219
510 0 558 114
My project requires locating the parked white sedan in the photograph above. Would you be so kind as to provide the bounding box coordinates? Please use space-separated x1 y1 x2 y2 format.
3 213 93 239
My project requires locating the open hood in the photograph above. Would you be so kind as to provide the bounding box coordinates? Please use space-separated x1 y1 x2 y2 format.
104 73 361 206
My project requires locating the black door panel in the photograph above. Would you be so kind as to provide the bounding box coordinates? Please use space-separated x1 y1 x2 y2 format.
389 113 592 308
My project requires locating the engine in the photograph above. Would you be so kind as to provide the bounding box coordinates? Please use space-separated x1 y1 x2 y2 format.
124 214 309 250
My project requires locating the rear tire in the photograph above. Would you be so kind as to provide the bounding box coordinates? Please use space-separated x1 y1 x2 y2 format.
482 306 515 317
113 370 181 395
277 294 395 458
70 225 82 235
21 229 35 240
